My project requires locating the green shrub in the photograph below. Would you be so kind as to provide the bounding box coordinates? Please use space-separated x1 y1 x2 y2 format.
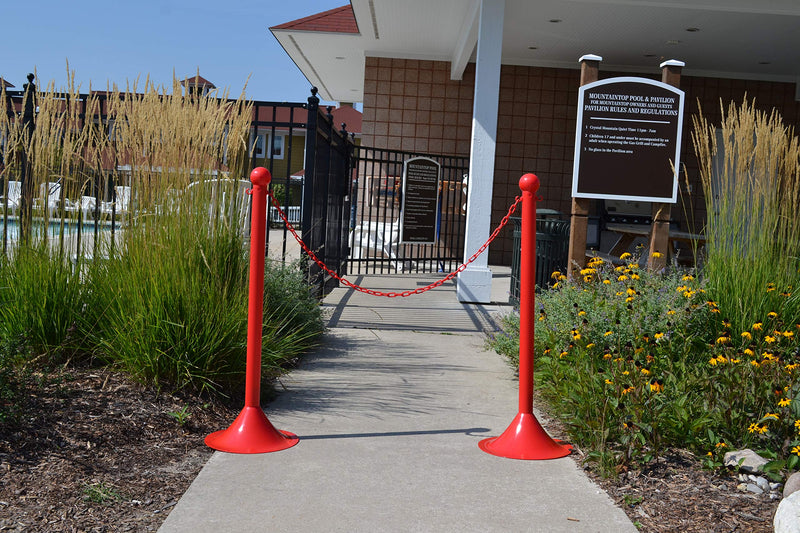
489 256 800 477
0 245 85 362
79 209 322 397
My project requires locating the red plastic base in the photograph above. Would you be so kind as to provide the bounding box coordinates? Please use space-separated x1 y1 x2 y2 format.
479 412 572 460
205 406 299 454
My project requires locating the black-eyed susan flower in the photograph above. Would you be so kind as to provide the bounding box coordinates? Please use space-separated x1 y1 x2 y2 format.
763 413 779 420
748 423 768 434
778 398 792 407
682 274 695 281
768 311 778 319
649 379 664 393
622 385 635 395
753 322 763 330
741 331 752 340
794 419 800 431
604 379 613 385
792 446 800 457
652 252 663 258
766 283 776 292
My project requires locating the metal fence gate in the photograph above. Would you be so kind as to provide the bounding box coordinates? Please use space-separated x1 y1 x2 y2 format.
348 147 469 274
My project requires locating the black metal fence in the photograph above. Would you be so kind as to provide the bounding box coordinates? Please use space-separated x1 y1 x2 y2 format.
348 147 469 275
300 89 355 296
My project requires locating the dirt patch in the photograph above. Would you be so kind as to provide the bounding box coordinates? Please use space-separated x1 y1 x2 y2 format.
0 368 782 531
0 368 237 532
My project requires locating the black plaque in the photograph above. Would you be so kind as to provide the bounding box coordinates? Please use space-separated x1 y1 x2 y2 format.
572 77 684 202
401 157 440 243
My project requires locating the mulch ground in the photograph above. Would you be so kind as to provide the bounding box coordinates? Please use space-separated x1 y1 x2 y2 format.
0 367 781 532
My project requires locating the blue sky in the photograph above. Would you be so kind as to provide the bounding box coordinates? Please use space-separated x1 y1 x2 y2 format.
3 0 347 104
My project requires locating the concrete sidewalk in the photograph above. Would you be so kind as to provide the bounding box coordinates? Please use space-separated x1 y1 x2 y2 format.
158 271 636 533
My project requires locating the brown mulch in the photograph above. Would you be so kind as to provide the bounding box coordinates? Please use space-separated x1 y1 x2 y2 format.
0 367 782 532
587 451 779 532
0 368 238 532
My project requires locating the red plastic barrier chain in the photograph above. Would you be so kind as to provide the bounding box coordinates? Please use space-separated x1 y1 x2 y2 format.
267 192 522 297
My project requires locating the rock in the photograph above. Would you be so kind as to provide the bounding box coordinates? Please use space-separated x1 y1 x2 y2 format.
784 472 800 498
723 449 769 473
749 475 771 492
746 483 764 495
774 491 800 533
738 473 749 482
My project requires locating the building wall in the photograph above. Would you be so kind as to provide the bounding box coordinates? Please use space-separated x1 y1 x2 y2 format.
361 56 800 265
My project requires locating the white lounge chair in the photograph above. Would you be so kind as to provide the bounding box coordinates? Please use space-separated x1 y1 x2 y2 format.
187 179 251 234
34 181 61 219
65 195 98 222
350 219 413 271
0 181 21 215
101 186 131 218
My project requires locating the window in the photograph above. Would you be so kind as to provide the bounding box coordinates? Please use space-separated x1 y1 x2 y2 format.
253 131 284 159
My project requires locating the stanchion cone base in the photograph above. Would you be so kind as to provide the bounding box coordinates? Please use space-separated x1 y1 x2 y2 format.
205 406 298 454
479 412 572 460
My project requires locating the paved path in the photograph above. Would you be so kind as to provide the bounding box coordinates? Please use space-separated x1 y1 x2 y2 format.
158 270 637 533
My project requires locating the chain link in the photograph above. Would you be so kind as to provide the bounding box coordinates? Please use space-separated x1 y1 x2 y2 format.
267 193 523 297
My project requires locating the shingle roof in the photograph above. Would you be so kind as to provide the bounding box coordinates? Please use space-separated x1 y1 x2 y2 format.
270 5 358 34
181 75 216 88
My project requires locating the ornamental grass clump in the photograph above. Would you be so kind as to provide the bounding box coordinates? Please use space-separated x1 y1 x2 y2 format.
0 72 324 398
692 98 800 334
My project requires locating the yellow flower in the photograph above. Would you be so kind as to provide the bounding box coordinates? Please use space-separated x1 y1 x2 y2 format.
709 357 718 366
741 331 752 340
578 310 586 316
580 268 596 276
667 309 676 315
792 446 800 457
603 353 612 360
683 289 696 298
559 351 568 359
748 423 768 434
551 271 563 280
764 413 779 420
622 371 630 376
604 331 613 337
715 442 727 449
765 335 777 344
605 379 613 385
652 252 663 258
768 312 778 319
778 398 792 407
676 285 687 293
620 252 632 260
585 343 595 349
753 322 763 330
602 279 611 285
682 274 695 281
715 336 730 345
795 419 800 431
783 331 795 339
766 283 776 292
630 273 640 280
625 296 635 303
622 386 635 395
654 332 665 340
649 380 664 393
751 360 761 368
744 348 755 357
618 275 628 282
786 363 799 372
641 368 651 376
583 275 594 283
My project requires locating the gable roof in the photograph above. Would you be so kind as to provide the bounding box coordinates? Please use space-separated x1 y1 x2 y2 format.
181 75 216 88
270 5 358 34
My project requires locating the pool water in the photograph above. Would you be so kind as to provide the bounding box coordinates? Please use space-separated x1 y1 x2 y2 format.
0 219 114 241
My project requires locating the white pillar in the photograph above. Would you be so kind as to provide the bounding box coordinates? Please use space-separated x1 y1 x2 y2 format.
457 0 504 303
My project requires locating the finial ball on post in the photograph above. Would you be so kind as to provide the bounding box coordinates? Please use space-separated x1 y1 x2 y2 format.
250 167 272 187
519 173 540 193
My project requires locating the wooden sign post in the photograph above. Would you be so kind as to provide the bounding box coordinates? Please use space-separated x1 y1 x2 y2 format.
567 54 601 279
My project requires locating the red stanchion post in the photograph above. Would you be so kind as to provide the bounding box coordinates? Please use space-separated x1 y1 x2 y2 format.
205 167 299 454
479 173 572 460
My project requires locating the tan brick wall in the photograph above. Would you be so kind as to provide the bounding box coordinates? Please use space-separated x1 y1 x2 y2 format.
362 56 800 265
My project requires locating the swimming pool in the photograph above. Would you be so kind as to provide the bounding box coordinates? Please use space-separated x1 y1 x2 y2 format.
0 218 115 241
